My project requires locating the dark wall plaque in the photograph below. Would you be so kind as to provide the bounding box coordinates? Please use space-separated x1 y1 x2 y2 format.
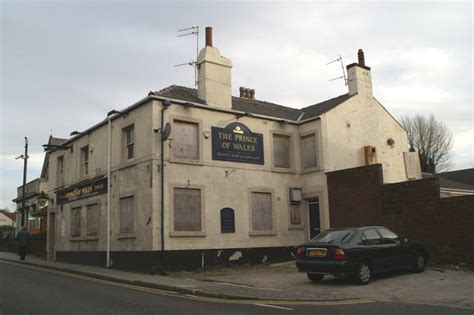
57 177 108 205
212 122 264 165
220 208 235 233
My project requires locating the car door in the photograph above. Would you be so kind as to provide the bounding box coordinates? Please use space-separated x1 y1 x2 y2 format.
378 227 410 269
361 228 387 273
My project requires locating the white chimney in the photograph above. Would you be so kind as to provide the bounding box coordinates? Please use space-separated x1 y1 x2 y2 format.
347 49 373 98
197 27 233 108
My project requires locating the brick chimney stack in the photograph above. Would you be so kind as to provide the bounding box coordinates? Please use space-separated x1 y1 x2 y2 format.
346 49 373 98
197 27 233 108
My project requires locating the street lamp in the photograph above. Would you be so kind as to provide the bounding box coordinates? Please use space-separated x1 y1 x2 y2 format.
15 137 29 228
106 109 123 268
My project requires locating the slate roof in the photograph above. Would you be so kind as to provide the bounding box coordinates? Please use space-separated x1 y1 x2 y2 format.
0 210 16 222
150 85 352 121
422 173 474 191
436 168 474 187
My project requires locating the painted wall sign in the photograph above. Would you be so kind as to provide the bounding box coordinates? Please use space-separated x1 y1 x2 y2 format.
57 177 108 205
220 208 235 233
212 122 264 165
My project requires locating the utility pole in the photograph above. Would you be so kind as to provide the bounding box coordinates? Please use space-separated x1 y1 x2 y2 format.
21 137 29 227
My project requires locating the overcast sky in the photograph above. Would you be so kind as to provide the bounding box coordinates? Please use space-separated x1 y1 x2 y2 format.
1 1 472 210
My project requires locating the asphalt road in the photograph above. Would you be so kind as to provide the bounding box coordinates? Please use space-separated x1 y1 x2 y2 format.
0 261 470 315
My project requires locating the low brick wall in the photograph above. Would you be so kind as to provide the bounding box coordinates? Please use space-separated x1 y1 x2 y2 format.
0 238 47 259
327 164 474 263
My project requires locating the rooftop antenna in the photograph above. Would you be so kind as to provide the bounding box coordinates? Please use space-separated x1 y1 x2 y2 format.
327 55 347 86
175 26 199 86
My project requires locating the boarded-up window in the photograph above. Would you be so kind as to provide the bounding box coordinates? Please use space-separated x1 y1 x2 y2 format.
173 121 199 160
71 207 81 237
119 196 134 234
57 156 64 186
290 205 301 225
273 134 290 168
301 134 317 169
251 192 273 231
174 188 201 231
86 204 99 236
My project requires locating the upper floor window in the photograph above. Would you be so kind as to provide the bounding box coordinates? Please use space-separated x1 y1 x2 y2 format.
273 134 291 168
123 125 134 161
173 120 199 161
301 133 317 169
80 145 89 176
56 155 64 186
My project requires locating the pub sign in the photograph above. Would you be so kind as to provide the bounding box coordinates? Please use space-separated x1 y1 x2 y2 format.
212 122 264 165
57 177 108 205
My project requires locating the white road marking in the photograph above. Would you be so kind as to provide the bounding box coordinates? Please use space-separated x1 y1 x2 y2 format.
255 303 293 311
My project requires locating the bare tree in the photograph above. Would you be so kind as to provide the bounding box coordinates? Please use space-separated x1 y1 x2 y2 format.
401 114 453 173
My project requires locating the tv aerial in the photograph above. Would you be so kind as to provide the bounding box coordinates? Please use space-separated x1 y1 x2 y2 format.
174 26 200 86
327 55 347 86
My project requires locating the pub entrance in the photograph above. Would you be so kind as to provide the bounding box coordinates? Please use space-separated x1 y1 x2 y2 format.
308 198 321 239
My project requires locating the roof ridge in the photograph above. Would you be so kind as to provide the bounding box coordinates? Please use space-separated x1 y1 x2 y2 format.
301 93 350 111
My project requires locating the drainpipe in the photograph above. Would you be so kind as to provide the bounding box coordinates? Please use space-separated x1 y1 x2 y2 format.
160 100 171 266
106 110 122 268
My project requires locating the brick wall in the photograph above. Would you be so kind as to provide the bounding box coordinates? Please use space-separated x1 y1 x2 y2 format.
327 164 474 263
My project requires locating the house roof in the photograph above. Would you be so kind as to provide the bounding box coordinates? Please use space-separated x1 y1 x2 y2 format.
0 210 16 222
150 85 352 121
436 168 474 187
422 173 474 191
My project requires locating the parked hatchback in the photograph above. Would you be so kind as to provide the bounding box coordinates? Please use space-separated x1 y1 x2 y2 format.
295 226 428 285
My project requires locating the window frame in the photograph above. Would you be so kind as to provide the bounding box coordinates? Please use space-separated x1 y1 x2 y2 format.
270 130 295 173
80 145 89 177
169 116 203 165
118 195 136 239
70 206 82 238
86 203 99 237
56 155 64 187
248 188 277 236
169 183 206 237
123 124 135 162
299 130 320 173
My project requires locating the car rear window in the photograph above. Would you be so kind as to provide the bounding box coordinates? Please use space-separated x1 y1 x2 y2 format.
311 229 355 243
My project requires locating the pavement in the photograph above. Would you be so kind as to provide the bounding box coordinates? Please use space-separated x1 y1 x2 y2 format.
0 251 472 309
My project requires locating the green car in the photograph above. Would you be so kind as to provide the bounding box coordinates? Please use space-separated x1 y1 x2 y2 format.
295 226 428 285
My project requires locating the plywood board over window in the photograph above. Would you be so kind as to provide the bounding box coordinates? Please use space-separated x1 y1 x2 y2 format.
86 204 99 236
273 134 291 168
119 196 134 234
251 192 273 231
301 133 317 169
174 188 201 231
173 121 199 160
70 207 81 237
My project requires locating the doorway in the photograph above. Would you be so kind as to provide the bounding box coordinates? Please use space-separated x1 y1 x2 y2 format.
48 213 55 261
308 199 321 239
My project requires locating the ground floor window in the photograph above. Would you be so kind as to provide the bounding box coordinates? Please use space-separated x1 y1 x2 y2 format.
86 204 99 236
289 205 301 225
173 188 201 231
251 192 273 231
119 196 135 234
70 207 81 237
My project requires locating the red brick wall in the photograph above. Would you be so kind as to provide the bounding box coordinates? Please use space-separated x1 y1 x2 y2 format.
327 164 474 263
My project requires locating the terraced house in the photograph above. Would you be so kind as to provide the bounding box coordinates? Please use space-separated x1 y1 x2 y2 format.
43 28 419 271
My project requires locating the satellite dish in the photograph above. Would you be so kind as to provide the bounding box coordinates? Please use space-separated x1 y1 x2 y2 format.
162 122 172 141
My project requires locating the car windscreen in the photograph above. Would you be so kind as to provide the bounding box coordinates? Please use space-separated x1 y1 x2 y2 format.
311 229 356 244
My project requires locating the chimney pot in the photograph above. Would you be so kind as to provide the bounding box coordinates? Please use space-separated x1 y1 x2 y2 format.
358 49 365 66
249 89 255 100
205 27 213 47
239 87 245 98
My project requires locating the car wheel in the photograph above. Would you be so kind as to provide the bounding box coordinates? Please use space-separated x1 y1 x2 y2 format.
307 273 324 282
354 262 371 285
412 254 426 273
